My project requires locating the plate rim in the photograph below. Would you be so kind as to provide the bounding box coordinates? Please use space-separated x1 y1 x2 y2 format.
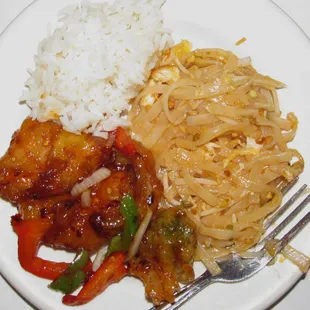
0 1 309 310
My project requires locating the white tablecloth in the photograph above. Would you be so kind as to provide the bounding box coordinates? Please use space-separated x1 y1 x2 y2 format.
0 0 309 309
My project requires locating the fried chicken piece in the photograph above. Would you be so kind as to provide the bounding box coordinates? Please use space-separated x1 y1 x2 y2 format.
29 128 112 198
0 118 112 203
18 195 72 220
0 119 59 203
43 167 135 252
42 198 108 252
128 208 197 305
0 120 163 253
42 145 163 253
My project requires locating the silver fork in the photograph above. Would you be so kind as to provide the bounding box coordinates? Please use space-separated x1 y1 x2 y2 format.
152 182 310 310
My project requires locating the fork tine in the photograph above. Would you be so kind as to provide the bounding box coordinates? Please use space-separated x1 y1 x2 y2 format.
258 193 310 247
269 208 310 258
281 177 299 195
151 182 309 310
150 187 310 310
264 184 307 231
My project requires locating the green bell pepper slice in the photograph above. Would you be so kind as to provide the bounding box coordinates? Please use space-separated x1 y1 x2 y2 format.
120 195 139 250
49 249 89 294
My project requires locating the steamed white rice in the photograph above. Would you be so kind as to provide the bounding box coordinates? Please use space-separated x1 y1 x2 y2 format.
21 0 173 138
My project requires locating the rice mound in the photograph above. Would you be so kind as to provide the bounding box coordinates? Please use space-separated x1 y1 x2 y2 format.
21 0 173 138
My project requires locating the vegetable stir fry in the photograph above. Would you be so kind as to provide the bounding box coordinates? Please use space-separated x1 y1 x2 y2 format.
1 119 196 305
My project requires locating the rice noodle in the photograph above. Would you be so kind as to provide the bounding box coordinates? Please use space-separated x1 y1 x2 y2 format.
266 240 310 273
71 167 111 196
196 242 222 276
239 250 265 259
182 169 218 206
130 40 304 261
282 244 310 273
186 114 218 126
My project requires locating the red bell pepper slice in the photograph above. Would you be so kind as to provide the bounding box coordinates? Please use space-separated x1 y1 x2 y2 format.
115 127 137 157
62 252 127 306
11 217 69 280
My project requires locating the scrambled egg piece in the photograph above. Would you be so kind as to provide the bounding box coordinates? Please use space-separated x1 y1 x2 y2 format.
246 137 263 150
140 93 157 107
223 137 262 168
171 40 192 60
151 65 180 84
140 40 192 107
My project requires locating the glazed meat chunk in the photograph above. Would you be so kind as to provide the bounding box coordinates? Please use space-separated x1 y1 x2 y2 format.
0 118 112 202
0 119 163 253
42 146 163 253
129 208 197 305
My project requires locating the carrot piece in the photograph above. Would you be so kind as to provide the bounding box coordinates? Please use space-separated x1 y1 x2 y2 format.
62 252 127 306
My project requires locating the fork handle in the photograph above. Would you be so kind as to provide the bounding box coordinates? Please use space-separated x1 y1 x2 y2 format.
154 276 214 310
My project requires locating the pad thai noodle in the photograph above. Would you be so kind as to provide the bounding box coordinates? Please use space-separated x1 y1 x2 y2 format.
129 40 304 275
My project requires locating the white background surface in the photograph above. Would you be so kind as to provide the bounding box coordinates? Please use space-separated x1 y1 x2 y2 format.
0 0 309 309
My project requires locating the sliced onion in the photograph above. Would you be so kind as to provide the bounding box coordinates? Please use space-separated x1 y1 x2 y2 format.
127 209 153 261
71 167 111 197
92 245 108 272
81 190 91 208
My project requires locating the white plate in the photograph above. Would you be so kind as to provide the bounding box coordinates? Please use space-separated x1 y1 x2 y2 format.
0 0 310 309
